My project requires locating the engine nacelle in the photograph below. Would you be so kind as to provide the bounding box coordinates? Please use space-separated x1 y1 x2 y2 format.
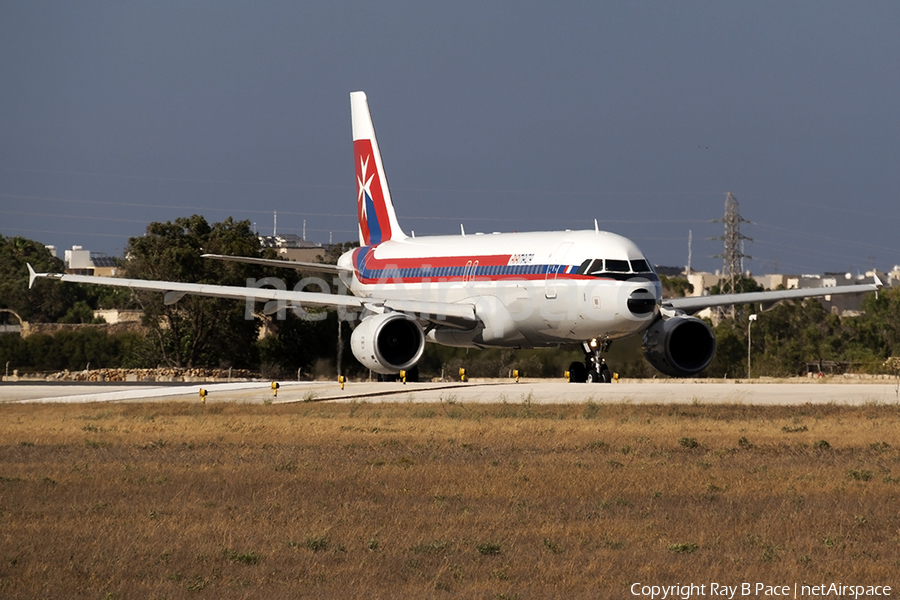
351 312 425 374
641 315 716 377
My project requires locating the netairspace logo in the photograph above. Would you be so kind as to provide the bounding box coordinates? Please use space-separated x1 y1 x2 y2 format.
630 582 892 599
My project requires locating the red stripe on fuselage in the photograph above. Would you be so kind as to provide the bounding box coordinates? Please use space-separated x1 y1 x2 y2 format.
350 246 660 285
363 252 513 269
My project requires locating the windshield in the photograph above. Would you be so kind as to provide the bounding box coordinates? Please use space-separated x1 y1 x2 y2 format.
630 259 653 273
576 257 655 277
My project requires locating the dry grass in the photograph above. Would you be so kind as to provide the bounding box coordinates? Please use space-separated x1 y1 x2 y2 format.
1 400 900 599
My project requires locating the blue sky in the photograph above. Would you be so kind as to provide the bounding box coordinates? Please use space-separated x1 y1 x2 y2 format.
1 1 898 275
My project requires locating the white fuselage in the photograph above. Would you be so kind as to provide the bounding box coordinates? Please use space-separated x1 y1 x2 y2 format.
337 229 662 348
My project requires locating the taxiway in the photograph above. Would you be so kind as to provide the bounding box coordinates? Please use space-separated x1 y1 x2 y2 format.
2 379 899 405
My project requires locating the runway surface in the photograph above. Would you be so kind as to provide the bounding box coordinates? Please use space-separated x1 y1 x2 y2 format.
2 379 899 405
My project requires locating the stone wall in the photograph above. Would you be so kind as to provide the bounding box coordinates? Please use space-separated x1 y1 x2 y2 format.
22 321 148 337
11 367 260 382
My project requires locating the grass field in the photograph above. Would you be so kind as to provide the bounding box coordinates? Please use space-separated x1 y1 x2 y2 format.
1 399 899 599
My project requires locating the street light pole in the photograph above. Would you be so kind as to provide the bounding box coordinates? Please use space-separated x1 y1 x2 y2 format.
748 314 758 379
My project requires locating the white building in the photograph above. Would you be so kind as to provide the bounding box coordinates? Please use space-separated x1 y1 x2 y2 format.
63 245 118 276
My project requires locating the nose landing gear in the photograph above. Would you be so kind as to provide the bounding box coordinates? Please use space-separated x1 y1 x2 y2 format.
568 338 612 383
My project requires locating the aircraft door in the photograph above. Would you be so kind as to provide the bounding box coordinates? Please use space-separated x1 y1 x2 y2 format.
466 260 479 285
545 242 574 299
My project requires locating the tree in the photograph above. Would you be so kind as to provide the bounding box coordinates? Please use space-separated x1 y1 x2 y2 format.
59 301 106 324
0 235 71 322
0 234 136 324
844 287 900 365
319 240 360 266
257 310 348 378
702 290 886 378
705 319 746 378
659 274 693 298
709 275 764 295
123 215 278 368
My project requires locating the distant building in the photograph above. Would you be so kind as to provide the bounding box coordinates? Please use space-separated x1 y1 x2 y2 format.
889 266 900 287
63 245 118 276
258 234 324 262
752 273 787 290
789 271 886 317
681 268 882 321
90 255 118 277
685 271 725 297
64 245 91 272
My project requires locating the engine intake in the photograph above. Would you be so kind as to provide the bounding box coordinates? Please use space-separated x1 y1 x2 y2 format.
351 312 425 374
642 315 716 377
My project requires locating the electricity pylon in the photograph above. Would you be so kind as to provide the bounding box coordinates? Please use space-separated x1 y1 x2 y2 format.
712 192 752 318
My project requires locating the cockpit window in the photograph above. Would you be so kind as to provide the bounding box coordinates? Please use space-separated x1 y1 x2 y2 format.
579 257 655 277
605 259 630 273
630 259 652 273
586 259 606 276
576 259 592 275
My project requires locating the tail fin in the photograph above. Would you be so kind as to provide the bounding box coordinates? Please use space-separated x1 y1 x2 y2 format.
351 91 406 246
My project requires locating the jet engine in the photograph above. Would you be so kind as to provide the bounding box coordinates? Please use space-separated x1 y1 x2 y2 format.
351 312 425 374
641 315 716 377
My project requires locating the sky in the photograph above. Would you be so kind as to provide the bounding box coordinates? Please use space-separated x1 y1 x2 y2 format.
1 1 898 276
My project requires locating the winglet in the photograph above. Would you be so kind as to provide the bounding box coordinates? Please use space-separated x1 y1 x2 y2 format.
874 272 884 288
27 263 63 288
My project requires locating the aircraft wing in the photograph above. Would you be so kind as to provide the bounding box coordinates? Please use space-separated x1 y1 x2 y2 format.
27 264 477 327
28 265 363 309
200 253 350 274
664 279 881 315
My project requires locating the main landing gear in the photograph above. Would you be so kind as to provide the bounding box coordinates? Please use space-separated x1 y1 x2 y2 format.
568 339 612 384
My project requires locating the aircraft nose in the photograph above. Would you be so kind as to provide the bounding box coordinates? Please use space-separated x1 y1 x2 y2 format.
627 288 657 316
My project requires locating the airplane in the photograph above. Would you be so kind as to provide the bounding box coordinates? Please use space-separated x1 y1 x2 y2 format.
28 91 882 383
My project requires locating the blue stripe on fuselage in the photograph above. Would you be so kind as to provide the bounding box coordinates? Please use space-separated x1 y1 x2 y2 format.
352 249 661 284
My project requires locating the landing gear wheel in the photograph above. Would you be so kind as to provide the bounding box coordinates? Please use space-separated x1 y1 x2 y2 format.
587 369 609 384
568 361 587 383
581 338 612 384
599 365 611 383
